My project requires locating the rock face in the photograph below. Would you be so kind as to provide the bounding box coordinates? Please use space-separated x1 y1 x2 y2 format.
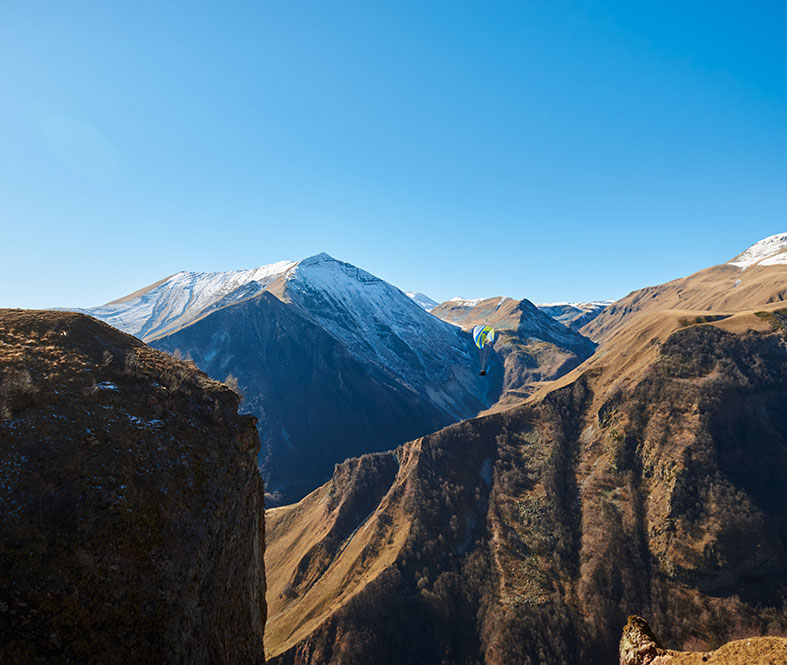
0 310 266 665
264 309 787 664
619 615 787 665
619 616 666 665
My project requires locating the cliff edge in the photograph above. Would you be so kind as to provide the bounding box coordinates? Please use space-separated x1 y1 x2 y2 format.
0 310 266 664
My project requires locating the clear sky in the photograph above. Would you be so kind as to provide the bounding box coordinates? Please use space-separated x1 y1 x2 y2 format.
2 1 786 308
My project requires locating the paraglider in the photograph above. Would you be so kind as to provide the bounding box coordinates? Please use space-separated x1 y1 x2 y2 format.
472 324 496 376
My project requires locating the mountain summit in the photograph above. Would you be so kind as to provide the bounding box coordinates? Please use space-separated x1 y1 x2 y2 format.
583 232 787 342
727 232 787 269
80 260 296 341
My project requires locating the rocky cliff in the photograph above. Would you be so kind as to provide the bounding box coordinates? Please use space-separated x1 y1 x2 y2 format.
0 310 266 664
619 615 787 664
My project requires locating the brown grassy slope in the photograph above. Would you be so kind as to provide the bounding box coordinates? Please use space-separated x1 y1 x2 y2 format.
581 263 787 343
265 308 787 665
528 305 779 408
431 297 528 331
265 451 405 657
0 309 266 665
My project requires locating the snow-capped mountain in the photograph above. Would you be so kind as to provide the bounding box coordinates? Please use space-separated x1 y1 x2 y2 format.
73 253 493 503
536 301 611 331
728 232 787 269
151 289 460 504
64 252 602 502
77 260 295 341
406 291 439 310
278 254 482 417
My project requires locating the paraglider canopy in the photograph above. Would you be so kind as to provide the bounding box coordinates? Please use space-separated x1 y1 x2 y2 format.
472 325 496 375
472 325 496 349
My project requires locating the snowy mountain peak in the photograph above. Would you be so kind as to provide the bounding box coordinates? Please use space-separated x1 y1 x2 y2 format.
75 259 295 340
728 233 787 269
296 252 338 266
289 253 383 286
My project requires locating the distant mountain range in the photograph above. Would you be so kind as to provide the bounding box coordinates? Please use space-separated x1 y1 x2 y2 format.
535 300 611 331
431 295 597 404
65 253 594 504
405 291 612 332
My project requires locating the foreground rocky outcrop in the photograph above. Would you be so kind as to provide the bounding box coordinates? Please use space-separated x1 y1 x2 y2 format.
265 308 787 664
620 615 787 664
0 310 266 664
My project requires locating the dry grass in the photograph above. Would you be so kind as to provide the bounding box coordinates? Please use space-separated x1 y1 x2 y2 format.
265 449 412 658
583 262 787 343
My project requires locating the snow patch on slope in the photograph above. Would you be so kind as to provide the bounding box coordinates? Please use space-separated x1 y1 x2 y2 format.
448 296 483 307
82 260 295 340
406 292 438 311
537 301 612 310
728 233 787 270
285 254 468 372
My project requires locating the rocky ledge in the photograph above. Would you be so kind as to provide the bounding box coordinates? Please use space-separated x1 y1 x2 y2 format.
620 615 787 665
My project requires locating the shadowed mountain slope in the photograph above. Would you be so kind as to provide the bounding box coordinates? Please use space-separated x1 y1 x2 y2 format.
432 296 596 403
151 291 462 504
265 307 787 664
0 310 266 665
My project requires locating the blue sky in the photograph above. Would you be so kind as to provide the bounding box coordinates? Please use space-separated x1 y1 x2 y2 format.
2 1 786 308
